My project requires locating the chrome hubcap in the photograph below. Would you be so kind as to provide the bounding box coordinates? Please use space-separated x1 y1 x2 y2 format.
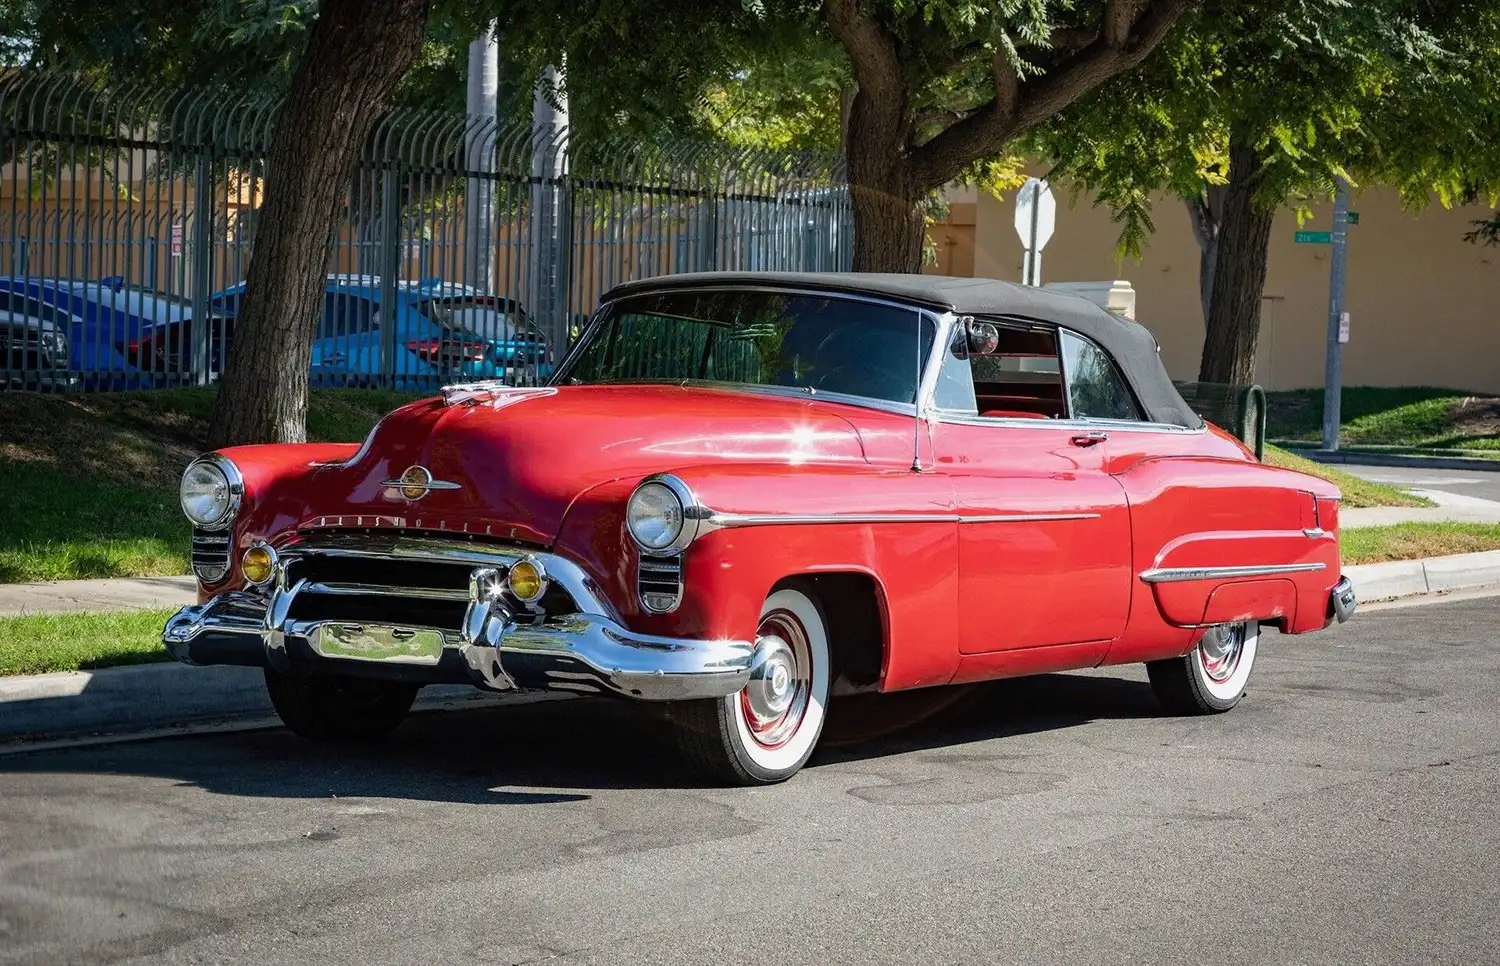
745 635 796 720
741 611 812 748
1198 622 1248 683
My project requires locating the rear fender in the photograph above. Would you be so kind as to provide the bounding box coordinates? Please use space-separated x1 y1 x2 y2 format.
1118 456 1342 636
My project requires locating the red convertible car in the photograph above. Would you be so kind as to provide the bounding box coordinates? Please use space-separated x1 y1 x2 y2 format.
164 273 1357 784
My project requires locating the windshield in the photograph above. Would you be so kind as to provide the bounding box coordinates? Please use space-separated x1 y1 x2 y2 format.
560 290 934 404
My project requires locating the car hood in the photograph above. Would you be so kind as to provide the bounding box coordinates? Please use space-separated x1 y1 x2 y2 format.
302 383 871 544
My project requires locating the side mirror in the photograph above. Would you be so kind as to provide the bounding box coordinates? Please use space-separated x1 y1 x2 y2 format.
965 320 999 356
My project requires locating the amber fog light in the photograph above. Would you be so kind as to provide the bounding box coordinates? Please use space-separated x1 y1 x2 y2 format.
506 557 548 603
241 544 276 586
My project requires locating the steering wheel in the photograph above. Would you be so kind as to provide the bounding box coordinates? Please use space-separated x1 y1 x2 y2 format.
810 360 918 403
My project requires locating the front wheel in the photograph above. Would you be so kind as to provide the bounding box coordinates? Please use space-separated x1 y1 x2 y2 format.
264 668 418 740
670 583 831 785
1147 620 1260 714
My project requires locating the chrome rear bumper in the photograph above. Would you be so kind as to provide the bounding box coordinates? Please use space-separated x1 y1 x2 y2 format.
163 590 754 703
1327 575 1357 625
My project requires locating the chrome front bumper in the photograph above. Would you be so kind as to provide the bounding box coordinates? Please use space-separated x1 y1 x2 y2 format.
163 557 754 703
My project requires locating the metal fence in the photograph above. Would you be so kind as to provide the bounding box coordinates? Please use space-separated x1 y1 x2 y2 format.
0 70 852 392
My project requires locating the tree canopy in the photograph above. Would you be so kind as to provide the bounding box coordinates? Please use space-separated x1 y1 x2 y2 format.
1029 0 1500 383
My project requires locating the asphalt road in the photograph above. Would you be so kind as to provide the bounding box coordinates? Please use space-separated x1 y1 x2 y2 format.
3 595 1499 966
1338 460 1500 506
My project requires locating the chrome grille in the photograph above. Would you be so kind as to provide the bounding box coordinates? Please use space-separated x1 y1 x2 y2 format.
276 537 580 634
284 554 474 593
638 554 683 614
191 528 231 583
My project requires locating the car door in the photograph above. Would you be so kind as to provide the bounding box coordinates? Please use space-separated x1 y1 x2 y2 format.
929 318 1134 655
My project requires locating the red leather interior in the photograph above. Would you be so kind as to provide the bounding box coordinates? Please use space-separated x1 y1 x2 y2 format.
980 409 1047 419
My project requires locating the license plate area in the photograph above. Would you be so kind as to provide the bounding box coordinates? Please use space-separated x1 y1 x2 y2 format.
309 623 446 665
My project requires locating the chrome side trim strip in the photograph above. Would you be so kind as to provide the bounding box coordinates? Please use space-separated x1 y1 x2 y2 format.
705 510 1101 528
1139 562 1328 584
957 512 1101 524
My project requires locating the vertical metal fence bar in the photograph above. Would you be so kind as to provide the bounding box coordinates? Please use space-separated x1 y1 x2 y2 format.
190 151 213 385
378 164 400 389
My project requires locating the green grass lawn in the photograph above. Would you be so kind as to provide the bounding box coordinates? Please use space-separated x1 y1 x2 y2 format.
0 388 418 583
0 609 176 675
1341 522 1500 565
1262 445 1432 509
1267 387 1500 457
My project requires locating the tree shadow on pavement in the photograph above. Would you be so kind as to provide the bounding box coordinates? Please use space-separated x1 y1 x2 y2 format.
0 671 1162 802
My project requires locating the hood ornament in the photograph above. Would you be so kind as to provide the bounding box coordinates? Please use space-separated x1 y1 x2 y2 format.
382 465 461 501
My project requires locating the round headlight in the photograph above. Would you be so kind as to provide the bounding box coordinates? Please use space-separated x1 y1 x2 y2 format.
180 458 241 529
626 481 685 551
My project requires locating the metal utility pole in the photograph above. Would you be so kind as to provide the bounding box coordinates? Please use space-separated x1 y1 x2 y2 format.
529 64 569 354
1320 176 1351 451
463 24 499 294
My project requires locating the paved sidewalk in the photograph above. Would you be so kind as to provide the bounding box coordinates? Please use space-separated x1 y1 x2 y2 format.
0 575 197 617
1342 505 1500 529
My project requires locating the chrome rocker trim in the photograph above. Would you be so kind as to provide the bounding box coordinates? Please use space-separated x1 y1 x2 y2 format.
1138 562 1327 583
162 541 754 702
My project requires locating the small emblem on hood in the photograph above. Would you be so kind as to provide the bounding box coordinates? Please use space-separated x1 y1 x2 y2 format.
382 465 461 501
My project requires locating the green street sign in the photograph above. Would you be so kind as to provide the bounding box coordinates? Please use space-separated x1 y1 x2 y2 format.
1347 211 1360 224
1294 230 1332 244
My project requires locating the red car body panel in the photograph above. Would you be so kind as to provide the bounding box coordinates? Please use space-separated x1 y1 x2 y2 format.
198 375 1347 691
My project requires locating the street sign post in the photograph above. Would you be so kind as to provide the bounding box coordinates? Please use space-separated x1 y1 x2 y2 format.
1321 177 1351 450
1014 177 1056 286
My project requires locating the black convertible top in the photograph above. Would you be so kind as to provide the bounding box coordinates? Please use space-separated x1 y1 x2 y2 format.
606 272 1202 429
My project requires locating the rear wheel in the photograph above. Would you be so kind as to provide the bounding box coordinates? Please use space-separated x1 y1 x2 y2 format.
264 668 418 740
1147 620 1259 714
671 583 830 785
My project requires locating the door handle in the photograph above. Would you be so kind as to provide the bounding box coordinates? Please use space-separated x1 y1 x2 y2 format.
1070 431 1109 447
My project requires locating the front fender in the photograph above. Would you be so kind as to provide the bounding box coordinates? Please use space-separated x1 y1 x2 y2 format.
553 463 963 691
191 442 360 599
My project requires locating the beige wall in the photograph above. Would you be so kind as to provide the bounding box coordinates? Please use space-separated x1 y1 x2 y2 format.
954 185 1500 393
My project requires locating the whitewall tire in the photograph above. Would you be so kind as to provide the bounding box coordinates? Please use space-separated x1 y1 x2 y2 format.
671 583 831 785
1147 621 1259 715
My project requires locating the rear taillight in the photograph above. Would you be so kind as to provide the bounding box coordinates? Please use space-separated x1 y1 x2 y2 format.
407 339 488 362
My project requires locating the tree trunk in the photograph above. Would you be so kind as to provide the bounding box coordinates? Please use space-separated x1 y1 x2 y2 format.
207 0 429 449
843 86 925 273
1185 184 1226 327
1197 138 1274 385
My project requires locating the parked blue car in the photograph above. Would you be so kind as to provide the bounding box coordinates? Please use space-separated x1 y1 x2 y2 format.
0 276 204 389
134 275 552 389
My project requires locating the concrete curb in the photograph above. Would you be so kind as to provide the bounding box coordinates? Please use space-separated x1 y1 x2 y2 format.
1343 549 1500 602
1279 447 1500 473
0 663 543 742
